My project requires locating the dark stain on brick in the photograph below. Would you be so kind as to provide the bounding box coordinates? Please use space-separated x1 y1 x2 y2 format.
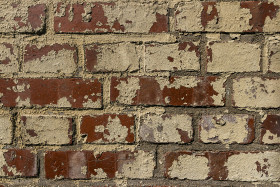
256 159 270 176
149 13 168 33
246 117 255 144
240 2 279 32
261 115 280 143
45 151 68 179
201 2 218 28
112 20 125 32
0 43 14 65
167 56 174 62
178 42 200 57
207 152 230 180
26 129 38 137
85 45 100 72
176 128 192 143
27 4 46 31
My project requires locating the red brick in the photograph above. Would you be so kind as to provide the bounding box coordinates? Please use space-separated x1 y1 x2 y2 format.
23 44 77 74
0 149 37 177
54 3 167 33
165 151 280 181
0 43 18 73
0 3 46 33
0 78 102 108
80 114 135 143
45 150 155 179
110 76 226 106
199 114 255 144
260 114 280 144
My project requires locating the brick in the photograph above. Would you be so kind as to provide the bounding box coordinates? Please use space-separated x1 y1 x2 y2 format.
0 3 46 33
80 114 135 143
0 149 37 177
45 150 155 179
232 77 280 108
140 114 193 143
165 151 280 181
199 114 255 144
174 1 280 32
54 2 167 33
0 116 13 144
23 44 77 74
206 41 260 72
20 115 73 145
266 36 280 73
260 114 280 144
85 43 140 72
111 76 226 106
144 42 200 72
0 78 102 108
0 43 18 73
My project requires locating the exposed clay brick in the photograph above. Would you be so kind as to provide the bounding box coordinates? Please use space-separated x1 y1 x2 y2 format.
85 43 141 72
54 2 168 33
0 78 102 108
0 3 46 33
80 114 135 143
175 1 280 32
199 114 255 144
165 151 280 181
20 115 73 145
140 113 193 143
232 77 280 108
144 42 200 72
0 149 37 177
266 36 280 73
0 43 18 73
23 44 77 74
111 76 226 106
45 150 155 179
260 114 280 144
0 116 13 144
206 41 261 73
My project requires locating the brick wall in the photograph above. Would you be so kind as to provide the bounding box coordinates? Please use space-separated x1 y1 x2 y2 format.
0 0 279 186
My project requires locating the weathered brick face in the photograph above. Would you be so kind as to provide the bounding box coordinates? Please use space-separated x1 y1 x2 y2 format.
0 0 278 186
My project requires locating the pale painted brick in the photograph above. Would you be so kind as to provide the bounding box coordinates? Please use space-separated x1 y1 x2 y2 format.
199 114 254 144
0 116 13 144
174 1 280 32
0 43 18 74
266 36 280 73
85 43 141 72
23 44 77 74
144 42 200 72
140 113 193 143
232 77 280 108
20 115 73 145
207 41 261 72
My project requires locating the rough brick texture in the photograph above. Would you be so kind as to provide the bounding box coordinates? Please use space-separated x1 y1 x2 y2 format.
0 0 279 186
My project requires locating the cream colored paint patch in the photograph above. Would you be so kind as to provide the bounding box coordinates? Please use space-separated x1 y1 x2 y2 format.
210 77 226 106
82 98 102 108
262 130 280 144
0 43 18 73
23 49 76 74
175 2 203 32
226 152 280 181
144 43 199 72
92 168 108 179
93 43 140 72
140 114 192 143
218 2 252 32
57 97 72 107
94 116 129 143
267 36 280 72
208 42 260 72
233 77 280 108
115 77 140 105
102 2 167 33
117 151 155 179
0 116 13 144
155 76 200 90
200 115 251 144
168 154 209 180
21 115 71 145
